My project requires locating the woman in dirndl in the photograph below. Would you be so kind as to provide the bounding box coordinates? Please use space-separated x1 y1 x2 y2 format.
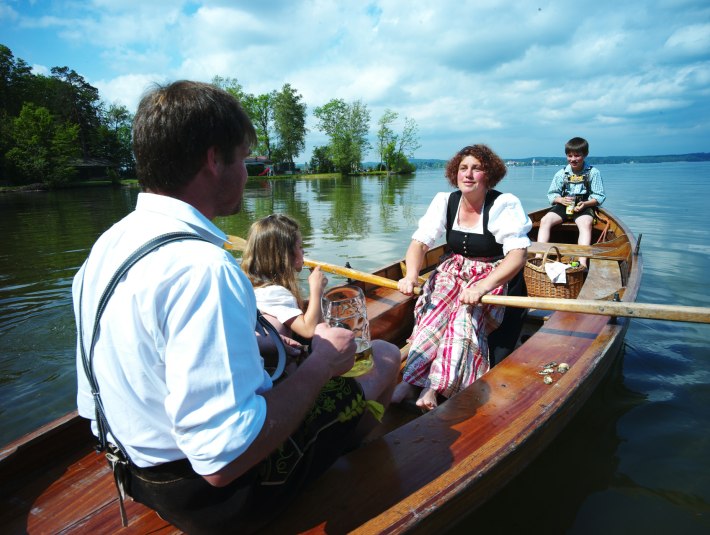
393 144 532 411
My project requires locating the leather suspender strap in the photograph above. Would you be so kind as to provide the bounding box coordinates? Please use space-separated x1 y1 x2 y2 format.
79 232 209 457
78 232 208 526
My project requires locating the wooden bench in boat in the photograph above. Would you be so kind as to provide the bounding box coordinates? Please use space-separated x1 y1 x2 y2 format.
577 258 623 300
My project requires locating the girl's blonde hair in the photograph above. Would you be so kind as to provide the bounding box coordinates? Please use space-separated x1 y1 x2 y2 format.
241 214 304 307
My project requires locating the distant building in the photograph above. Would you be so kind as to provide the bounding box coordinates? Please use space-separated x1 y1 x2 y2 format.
71 158 119 180
245 156 272 176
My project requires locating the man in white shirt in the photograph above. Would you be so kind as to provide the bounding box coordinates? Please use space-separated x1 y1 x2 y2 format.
73 80 400 533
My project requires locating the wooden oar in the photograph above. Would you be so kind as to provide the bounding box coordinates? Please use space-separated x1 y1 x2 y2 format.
224 234 422 293
224 235 247 251
224 235 710 324
481 295 710 324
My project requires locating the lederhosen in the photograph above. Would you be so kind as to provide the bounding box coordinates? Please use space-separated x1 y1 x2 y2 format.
447 190 527 365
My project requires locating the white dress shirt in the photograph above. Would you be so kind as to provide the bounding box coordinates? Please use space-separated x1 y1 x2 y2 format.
411 191 532 255
73 192 271 474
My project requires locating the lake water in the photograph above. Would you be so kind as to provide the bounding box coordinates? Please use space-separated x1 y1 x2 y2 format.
1 161 709 533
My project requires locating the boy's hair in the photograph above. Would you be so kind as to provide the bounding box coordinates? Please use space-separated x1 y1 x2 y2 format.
444 144 507 189
565 137 589 156
241 214 304 307
132 80 257 194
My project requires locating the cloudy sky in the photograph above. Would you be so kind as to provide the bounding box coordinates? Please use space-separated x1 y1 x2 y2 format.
2 0 709 162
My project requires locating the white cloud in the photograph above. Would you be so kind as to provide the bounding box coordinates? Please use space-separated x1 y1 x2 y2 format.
665 23 710 56
94 73 166 110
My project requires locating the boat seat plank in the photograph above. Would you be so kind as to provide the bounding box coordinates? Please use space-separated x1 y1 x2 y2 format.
577 259 622 300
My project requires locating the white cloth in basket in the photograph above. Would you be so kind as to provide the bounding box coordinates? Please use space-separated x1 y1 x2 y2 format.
544 261 571 284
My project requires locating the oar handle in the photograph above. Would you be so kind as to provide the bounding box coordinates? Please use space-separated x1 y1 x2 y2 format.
305 259 422 295
481 295 710 324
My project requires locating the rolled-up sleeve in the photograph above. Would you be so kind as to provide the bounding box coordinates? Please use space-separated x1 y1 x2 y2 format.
411 192 450 248
488 193 532 256
254 285 302 324
546 170 565 204
589 167 606 206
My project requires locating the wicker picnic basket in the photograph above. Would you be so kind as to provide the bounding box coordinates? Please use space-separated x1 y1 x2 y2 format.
524 245 586 299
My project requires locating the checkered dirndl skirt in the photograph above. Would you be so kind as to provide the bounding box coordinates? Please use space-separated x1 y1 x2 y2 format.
401 253 507 398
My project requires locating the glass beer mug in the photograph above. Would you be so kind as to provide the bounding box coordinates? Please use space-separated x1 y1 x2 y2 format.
321 285 373 377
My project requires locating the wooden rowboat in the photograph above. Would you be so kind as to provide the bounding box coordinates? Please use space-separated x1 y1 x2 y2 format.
0 207 641 534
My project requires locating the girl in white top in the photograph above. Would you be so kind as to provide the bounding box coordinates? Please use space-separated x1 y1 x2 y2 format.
241 214 327 340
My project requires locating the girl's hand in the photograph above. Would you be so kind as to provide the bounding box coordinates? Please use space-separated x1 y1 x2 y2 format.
308 266 328 295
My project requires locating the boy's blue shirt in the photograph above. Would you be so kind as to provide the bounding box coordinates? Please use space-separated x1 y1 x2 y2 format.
546 163 606 206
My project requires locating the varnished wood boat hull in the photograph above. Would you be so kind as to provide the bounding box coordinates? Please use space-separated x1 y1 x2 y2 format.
0 207 641 534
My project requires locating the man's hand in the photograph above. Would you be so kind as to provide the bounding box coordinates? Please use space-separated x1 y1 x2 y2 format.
308 323 356 377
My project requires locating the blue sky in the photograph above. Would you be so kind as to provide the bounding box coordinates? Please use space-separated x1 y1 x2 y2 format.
1 0 709 162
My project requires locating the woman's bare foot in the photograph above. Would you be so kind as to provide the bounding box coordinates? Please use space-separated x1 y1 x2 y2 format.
392 381 419 404
415 387 438 411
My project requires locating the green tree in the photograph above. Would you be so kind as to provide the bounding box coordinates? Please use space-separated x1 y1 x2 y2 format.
1 45 34 178
376 110 421 174
309 145 335 173
213 76 282 162
49 67 101 158
376 109 398 172
313 99 371 175
6 103 80 185
212 76 247 103
242 91 276 159
273 83 307 168
396 117 421 164
100 103 134 175
0 45 34 117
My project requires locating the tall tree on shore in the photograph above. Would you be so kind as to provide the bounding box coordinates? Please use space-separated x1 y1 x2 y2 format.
49 67 101 158
376 109 398 172
314 98 371 175
213 76 275 159
396 116 421 163
309 145 335 173
98 103 134 175
0 45 33 117
376 109 420 174
242 91 276 160
6 103 80 185
212 76 247 103
273 83 307 168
